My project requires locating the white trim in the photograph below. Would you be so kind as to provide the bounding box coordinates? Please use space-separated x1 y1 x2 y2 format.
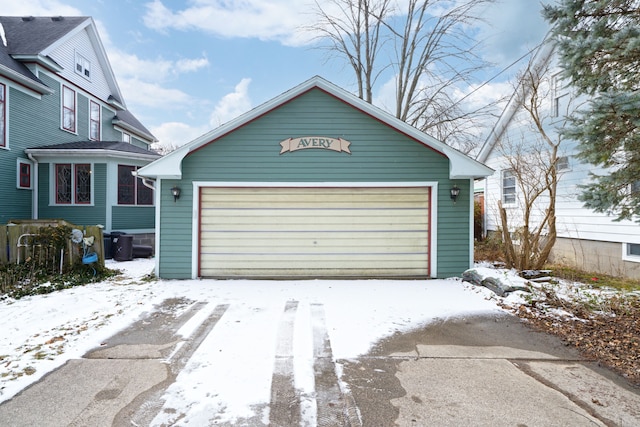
89 99 101 141
16 158 33 190
137 77 493 181
61 84 77 134
153 179 162 278
74 50 91 81
0 81 6 149
468 177 474 268
191 181 438 279
49 162 95 206
622 243 640 263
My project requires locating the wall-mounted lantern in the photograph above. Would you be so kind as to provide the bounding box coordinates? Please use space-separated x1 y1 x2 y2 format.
170 186 181 202
450 185 460 203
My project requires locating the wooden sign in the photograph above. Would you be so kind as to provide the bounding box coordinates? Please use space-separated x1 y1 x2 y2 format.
279 136 351 154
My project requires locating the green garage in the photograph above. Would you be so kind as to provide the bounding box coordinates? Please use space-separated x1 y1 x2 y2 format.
138 77 492 279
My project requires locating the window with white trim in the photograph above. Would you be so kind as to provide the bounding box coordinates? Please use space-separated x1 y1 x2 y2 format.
502 169 516 204
90 101 100 140
623 243 640 263
551 72 569 118
62 86 76 132
0 82 5 147
75 52 91 79
117 165 153 205
122 132 130 143
55 163 91 205
17 159 32 189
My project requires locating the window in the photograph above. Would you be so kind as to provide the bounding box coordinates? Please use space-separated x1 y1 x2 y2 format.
118 165 153 205
75 52 91 79
90 101 100 140
62 86 76 132
55 163 91 204
557 156 570 171
0 83 5 147
502 170 516 204
122 132 131 143
552 73 569 118
623 243 640 263
17 159 32 189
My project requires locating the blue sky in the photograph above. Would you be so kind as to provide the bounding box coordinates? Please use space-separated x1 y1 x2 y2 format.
0 0 550 148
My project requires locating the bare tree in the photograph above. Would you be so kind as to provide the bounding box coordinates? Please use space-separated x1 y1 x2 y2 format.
497 56 566 270
310 0 392 102
308 0 499 152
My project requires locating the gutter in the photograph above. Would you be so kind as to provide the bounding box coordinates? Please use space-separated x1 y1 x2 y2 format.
132 170 156 191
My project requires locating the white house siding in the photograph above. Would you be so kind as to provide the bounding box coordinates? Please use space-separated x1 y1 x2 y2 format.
482 54 640 278
50 28 112 103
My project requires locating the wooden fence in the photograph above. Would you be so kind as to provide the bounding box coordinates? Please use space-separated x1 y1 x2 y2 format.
0 220 104 269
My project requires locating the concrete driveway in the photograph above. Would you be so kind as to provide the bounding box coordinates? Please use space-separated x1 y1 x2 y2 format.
0 297 638 426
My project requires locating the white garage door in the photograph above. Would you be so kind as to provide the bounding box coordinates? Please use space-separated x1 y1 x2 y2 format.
199 187 431 278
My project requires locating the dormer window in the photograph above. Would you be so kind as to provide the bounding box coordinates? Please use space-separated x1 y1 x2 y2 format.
75 52 91 79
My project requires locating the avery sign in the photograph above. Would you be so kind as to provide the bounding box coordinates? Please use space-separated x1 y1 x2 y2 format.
279 136 351 154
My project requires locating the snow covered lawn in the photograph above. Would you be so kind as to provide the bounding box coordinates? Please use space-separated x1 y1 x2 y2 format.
0 258 509 423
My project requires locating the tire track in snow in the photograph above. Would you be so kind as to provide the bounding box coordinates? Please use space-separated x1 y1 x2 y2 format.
311 303 359 427
269 300 300 426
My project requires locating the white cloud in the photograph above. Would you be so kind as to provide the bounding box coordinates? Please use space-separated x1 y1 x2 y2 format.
142 0 316 46
118 78 193 109
0 0 81 15
151 78 255 149
209 78 253 127
93 21 209 115
151 121 210 148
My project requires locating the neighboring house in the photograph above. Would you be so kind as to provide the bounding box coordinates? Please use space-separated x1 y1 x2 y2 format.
0 16 159 244
138 76 492 280
477 39 640 279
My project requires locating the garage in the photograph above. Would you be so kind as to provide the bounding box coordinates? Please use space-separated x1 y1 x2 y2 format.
198 186 431 278
137 77 493 280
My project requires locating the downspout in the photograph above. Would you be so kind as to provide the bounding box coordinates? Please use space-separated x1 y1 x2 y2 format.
133 172 159 277
27 153 38 219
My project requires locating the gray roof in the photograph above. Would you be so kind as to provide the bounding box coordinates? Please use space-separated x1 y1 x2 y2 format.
0 16 89 54
28 140 161 157
0 41 43 84
114 109 156 141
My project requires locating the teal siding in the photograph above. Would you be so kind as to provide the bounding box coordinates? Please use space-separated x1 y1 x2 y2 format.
158 182 193 279
101 107 120 141
159 89 472 279
131 137 149 149
436 180 472 277
112 206 155 229
37 163 107 226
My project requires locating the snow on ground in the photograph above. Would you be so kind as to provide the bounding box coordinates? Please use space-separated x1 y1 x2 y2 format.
0 258 509 423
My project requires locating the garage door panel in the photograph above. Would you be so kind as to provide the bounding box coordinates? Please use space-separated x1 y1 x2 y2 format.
202 233 428 249
200 256 429 270
199 187 430 278
201 209 428 221
200 267 430 278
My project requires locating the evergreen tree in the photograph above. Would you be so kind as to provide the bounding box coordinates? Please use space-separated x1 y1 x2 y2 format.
543 0 640 221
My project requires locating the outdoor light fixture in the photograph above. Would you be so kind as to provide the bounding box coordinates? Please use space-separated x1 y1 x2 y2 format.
170 186 181 202
450 185 460 203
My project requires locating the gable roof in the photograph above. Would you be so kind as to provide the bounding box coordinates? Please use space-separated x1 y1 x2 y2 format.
0 15 156 142
138 76 493 180
476 38 555 163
